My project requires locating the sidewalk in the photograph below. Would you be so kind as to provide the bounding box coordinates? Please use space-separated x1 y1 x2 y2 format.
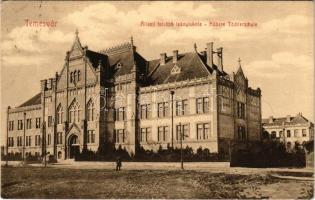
3 160 312 175
2 160 313 175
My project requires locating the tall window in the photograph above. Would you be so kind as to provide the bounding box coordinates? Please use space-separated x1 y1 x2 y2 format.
140 127 151 142
47 134 51 146
115 129 125 143
197 123 210 140
237 102 245 119
18 120 23 130
114 107 125 121
73 71 77 83
8 137 14 147
17 136 23 146
48 116 53 127
140 104 151 119
78 70 81 81
176 124 189 140
158 102 169 118
26 136 31 146
8 121 14 131
35 118 41 129
70 72 73 83
196 97 209 114
88 130 96 143
57 132 62 145
69 100 81 123
158 126 168 142
287 130 291 138
176 100 188 116
87 100 95 121
35 135 41 146
57 105 63 124
26 119 32 129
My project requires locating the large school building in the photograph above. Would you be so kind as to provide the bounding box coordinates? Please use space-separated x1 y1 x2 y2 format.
6 31 262 160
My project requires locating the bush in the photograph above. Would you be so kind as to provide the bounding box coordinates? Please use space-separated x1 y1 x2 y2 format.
230 141 306 168
74 145 227 162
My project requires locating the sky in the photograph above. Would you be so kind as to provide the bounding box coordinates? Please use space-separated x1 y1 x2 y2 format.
1 1 314 143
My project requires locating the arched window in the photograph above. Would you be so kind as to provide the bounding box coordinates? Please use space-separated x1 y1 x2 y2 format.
57 104 63 124
87 99 95 121
70 72 73 83
73 70 77 83
69 99 81 123
78 70 81 81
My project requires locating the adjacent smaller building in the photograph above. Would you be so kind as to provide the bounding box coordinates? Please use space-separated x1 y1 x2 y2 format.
262 113 314 149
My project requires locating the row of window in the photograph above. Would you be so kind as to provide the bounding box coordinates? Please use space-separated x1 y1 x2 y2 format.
8 131 96 147
270 129 308 139
9 118 42 131
114 123 211 144
70 70 81 84
8 135 42 147
56 100 95 124
114 97 209 121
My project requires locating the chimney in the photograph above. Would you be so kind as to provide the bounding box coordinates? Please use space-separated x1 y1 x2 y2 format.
160 53 166 65
286 115 291 122
269 116 273 123
217 47 223 71
173 50 178 63
206 42 213 68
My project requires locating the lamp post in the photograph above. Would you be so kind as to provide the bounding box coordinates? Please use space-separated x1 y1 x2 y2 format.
6 106 10 167
170 91 175 148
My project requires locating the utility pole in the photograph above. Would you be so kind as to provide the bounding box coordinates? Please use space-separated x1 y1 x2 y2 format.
23 112 26 165
170 91 174 148
179 122 184 170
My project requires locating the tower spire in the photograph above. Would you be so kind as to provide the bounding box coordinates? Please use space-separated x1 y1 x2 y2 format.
130 36 134 47
75 29 79 37
238 57 242 67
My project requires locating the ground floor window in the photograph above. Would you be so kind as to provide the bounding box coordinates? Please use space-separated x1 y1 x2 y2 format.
115 129 125 144
158 126 168 142
197 123 210 140
25 136 31 146
176 124 189 140
140 127 151 142
35 135 41 146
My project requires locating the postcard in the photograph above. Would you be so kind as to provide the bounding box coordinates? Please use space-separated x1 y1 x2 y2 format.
1 1 313 199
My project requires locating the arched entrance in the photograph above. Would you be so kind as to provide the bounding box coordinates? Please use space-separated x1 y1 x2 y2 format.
68 134 80 159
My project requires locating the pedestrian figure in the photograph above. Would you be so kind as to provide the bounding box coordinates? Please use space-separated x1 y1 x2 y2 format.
116 156 122 171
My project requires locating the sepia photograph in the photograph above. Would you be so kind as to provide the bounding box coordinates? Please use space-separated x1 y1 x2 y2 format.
1 1 314 199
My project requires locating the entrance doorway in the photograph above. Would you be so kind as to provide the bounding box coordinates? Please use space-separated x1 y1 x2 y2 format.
68 135 80 159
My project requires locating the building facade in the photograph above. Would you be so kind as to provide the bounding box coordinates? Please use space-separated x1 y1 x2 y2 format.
6 31 262 160
262 113 314 149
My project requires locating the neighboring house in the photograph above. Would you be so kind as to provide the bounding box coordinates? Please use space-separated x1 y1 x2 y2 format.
5 30 262 160
262 113 314 149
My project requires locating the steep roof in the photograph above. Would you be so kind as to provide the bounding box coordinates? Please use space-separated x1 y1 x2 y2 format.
18 93 41 108
147 52 212 85
263 114 311 126
85 50 108 69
